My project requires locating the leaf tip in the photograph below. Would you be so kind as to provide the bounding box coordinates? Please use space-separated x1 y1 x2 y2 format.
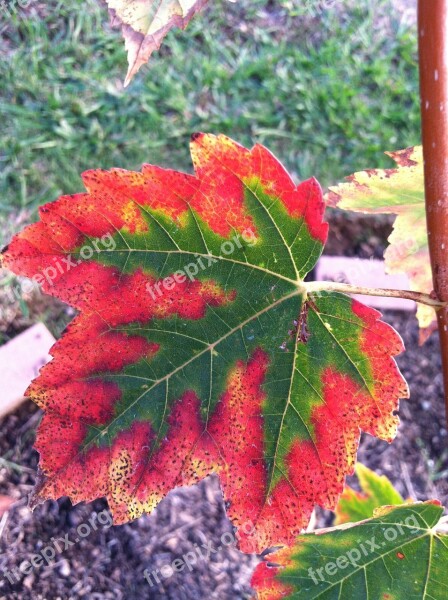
28 468 48 512
191 131 205 142
123 66 135 88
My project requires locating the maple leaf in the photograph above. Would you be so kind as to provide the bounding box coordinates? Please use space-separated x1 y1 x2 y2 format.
105 0 211 86
253 501 448 600
326 146 436 344
1 134 408 555
334 463 405 525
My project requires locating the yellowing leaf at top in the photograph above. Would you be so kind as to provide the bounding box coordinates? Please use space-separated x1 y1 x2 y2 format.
326 147 436 343
105 0 210 86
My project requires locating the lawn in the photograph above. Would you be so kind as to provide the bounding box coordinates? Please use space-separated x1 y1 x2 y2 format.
0 0 420 224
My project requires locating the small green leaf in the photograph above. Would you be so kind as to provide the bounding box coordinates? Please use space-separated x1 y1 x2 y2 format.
335 463 405 524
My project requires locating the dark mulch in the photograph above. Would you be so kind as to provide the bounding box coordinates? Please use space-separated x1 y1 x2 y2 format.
0 409 257 600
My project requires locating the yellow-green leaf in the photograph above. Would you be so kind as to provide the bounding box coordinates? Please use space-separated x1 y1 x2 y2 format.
335 463 405 525
326 147 436 344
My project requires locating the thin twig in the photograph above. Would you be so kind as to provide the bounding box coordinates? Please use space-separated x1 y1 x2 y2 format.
304 281 446 308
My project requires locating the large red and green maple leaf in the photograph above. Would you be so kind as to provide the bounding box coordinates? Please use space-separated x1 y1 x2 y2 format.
1 134 408 556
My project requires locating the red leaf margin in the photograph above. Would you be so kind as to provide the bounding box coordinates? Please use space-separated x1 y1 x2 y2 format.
1 134 408 568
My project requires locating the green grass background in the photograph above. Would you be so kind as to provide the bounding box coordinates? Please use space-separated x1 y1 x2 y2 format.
0 0 420 224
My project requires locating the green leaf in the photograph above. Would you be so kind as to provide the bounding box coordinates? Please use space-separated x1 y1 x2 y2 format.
335 463 405 524
270 502 448 600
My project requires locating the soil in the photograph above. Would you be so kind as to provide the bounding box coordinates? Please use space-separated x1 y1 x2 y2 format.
0 411 257 600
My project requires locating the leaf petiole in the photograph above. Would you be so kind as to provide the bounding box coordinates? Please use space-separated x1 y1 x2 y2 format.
304 281 447 309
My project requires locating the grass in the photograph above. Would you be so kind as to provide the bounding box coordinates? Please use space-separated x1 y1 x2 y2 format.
0 0 420 228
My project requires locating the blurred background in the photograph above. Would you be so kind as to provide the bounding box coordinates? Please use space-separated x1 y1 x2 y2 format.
1 1 446 599
1 0 419 220
0 0 422 339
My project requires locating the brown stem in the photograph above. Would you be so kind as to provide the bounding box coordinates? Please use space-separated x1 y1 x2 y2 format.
418 0 448 425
